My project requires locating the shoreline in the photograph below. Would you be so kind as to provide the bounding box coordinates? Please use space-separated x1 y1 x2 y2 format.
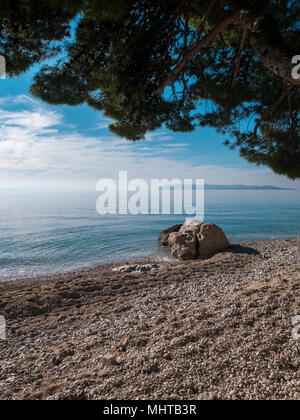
1 236 299 285
0 237 299 400
0 253 170 286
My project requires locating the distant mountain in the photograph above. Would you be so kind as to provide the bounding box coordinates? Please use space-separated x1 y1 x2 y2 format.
161 184 295 191
205 185 295 191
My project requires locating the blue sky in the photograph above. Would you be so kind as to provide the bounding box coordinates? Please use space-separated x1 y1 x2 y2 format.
0 66 299 191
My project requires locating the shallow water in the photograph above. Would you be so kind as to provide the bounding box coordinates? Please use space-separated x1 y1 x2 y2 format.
0 190 299 279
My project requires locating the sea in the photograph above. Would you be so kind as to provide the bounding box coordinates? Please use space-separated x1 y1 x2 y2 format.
0 189 299 280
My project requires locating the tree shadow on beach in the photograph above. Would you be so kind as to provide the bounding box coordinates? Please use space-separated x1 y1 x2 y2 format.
227 244 261 256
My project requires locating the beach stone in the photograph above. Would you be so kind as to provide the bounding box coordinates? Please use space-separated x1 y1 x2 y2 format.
139 264 160 272
158 221 229 260
112 264 160 273
118 336 130 352
121 337 129 348
198 392 220 400
52 348 74 366
112 265 138 273
102 354 119 367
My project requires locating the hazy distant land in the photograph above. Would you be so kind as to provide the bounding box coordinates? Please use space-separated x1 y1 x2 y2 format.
162 184 295 191
205 185 295 191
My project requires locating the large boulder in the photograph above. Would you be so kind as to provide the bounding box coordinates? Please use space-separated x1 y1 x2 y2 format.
168 231 199 260
158 220 229 260
158 224 182 246
197 223 230 258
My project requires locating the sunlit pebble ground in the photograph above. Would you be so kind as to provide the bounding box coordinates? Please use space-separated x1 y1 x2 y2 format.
0 239 299 400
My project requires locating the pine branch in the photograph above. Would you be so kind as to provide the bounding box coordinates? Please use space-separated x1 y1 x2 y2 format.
198 0 218 32
155 13 239 96
254 85 293 135
232 26 248 88
162 0 188 58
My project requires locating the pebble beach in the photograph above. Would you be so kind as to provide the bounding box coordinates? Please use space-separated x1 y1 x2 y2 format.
0 238 299 400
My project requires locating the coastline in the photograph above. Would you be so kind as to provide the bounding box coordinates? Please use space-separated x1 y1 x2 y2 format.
0 238 299 400
0 236 299 285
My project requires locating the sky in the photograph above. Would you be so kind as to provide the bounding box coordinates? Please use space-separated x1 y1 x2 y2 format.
0 66 299 192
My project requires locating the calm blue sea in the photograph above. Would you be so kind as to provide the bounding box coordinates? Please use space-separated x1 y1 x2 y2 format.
0 190 299 280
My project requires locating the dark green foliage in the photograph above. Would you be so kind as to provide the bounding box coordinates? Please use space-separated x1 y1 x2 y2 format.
0 0 81 75
239 121 300 180
1 0 299 177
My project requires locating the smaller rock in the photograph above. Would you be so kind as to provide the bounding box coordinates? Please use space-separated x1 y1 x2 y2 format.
198 392 219 400
139 264 160 272
112 265 137 273
118 337 130 352
112 264 160 273
121 337 129 347
102 354 119 367
52 348 74 366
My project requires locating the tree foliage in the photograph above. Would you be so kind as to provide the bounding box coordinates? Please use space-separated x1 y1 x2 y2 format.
1 0 300 178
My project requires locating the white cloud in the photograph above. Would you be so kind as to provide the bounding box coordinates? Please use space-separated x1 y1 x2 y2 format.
0 94 40 106
0 95 299 191
94 117 113 130
160 143 190 148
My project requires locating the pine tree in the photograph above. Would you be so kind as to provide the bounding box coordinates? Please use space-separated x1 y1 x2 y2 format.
1 1 299 178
